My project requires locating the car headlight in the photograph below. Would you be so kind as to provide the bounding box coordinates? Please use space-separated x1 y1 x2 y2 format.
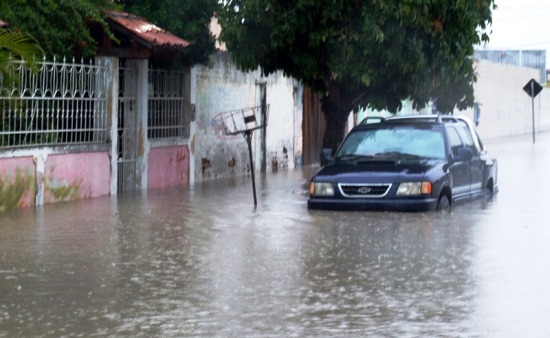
396 182 432 196
309 182 335 196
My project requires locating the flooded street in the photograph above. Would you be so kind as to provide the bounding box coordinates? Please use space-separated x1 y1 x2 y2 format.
2 133 550 337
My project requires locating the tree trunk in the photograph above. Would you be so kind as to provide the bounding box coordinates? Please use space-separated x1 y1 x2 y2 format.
321 84 352 151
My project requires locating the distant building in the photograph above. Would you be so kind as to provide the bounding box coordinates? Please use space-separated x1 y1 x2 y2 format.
474 49 546 83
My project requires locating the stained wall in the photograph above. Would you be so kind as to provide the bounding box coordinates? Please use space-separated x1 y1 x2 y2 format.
192 52 302 181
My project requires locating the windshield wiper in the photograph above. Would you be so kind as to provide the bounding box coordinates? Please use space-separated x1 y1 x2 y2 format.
374 151 425 161
335 154 375 162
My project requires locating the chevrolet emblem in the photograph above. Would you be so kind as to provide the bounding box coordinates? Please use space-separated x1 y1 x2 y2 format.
358 187 372 194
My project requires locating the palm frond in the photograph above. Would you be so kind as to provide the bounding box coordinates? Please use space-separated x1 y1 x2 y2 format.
0 29 43 67
0 29 44 87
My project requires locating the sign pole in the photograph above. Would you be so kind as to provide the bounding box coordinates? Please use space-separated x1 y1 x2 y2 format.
523 78 543 145
244 130 257 207
531 81 536 144
212 105 268 207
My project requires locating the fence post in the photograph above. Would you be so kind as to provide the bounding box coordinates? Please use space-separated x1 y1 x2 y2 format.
96 56 119 196
255 81 267 173
33 153 47 206
134 59 149 191
187 67 196 185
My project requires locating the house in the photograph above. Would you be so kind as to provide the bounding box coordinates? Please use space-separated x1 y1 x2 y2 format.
0 11 194 210
0 13 311 210
189 18 304 182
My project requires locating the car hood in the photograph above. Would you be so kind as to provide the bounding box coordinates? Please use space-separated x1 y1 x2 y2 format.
314 159 444 181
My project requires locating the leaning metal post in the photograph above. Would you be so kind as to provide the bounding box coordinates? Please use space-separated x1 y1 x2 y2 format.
244 130 258 207
211 105 268 207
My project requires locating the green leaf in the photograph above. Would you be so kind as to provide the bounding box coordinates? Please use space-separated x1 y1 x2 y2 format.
219 0 495 147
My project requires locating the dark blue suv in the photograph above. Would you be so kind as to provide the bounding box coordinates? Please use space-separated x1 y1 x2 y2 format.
308 115 498 211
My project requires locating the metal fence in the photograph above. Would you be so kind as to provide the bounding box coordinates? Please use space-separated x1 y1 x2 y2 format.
117 63 139 193
0 57 108 149
147 69 187 140
474 49 547 83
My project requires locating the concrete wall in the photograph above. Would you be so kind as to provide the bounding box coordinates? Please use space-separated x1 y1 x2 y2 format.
0 157 35 211
356 60 550 141
458 60 550 140
43 152 110 204
148 145 190 189
193 52 302 181
0 150 110 210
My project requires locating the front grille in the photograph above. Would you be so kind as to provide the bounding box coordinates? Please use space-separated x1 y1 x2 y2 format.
338 183 392 198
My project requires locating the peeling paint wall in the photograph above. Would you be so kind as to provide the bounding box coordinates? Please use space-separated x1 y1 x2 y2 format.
0 157 35 211
0 151 110 210
194 52 302 181
148 146 189 189
0 148 111 211
43 153 110 204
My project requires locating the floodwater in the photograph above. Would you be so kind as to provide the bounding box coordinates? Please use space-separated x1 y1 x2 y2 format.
2 133 550 337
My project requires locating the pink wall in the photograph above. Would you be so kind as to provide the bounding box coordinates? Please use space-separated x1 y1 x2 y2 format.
3 147 189 210
44 152 110 204
0 157 35 209
148 146 189 189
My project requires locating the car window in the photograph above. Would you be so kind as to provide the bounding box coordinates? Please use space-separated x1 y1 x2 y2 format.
474 129 484 151
336 127 446 159
456 125 477 154
447 127 463 157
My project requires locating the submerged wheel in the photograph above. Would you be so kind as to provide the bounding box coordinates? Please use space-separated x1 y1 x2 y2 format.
481 181 495 210
436 194 451 212
484 181 494 201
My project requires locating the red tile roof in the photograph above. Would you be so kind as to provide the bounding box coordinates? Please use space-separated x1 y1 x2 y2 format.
104 11 190 49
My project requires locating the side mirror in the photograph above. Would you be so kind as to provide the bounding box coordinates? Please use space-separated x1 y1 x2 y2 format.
454 147 474 162
320 148 334 166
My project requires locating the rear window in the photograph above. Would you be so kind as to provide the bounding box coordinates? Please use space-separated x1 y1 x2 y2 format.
337 127 446 159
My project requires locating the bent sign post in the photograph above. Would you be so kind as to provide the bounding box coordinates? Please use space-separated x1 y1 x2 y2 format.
523 79 543 144
212 105 269 207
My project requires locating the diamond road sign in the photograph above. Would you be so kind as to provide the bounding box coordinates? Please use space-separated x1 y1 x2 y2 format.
523 79 543 98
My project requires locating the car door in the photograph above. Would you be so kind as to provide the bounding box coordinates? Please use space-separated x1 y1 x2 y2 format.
456 125 483 195
447 126 471 201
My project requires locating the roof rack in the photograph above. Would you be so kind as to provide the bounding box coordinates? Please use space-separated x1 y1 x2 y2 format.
359 116 386 125
358 114 464 126
437 115 459 123
384 114 461 124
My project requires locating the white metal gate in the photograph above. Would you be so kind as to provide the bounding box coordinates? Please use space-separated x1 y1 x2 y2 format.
117 62 139 193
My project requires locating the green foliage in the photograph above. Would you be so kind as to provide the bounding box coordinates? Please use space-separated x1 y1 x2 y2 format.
122 0 220 67
46 178 81 202
0 29 43 86
0 0 118 58
219 0 495 147
0 29 45 146
0 0 217 65
0 168 34 212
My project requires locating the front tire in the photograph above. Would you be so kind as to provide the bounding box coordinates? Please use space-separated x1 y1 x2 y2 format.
484 181 494 201
436 194 451 212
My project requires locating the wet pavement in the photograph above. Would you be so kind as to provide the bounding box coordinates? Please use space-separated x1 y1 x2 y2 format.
2 132 550 337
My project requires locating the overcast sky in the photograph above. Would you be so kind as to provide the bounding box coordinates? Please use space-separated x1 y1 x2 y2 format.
480 0 550 64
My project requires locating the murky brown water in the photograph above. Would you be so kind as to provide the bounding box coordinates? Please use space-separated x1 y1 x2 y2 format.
2 133 550 337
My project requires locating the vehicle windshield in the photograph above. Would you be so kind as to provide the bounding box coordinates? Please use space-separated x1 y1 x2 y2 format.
335 127 446 160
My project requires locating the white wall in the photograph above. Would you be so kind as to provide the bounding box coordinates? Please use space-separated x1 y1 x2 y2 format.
458 60 550 140
355 60 550 142
192 52 301 181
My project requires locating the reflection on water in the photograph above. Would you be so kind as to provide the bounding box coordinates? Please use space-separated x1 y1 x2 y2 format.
2 133 550 337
